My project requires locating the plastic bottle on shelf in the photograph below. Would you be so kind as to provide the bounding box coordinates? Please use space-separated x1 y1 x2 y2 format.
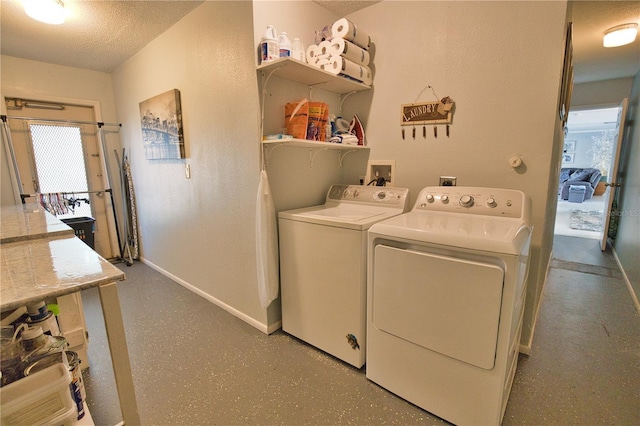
260 25 279 64
291 38 306 62
278 32 292 58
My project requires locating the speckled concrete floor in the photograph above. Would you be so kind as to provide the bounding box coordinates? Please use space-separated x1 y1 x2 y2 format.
81 235 639 425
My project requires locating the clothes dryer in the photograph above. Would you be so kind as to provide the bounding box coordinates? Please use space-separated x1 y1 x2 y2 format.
279 184 409 368
367 186 532 425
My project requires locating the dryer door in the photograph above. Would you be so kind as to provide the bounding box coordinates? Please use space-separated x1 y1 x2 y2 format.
371 245 504 370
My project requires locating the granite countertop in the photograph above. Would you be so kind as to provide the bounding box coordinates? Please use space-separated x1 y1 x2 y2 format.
1 235 125 312
0 204 74 244
0 206 123 312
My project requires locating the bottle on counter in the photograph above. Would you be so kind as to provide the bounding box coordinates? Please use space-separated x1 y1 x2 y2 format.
260 25 279 64
278 32 292 57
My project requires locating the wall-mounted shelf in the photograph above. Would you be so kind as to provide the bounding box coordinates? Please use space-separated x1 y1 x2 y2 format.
257 58 370 94
262 138 368 168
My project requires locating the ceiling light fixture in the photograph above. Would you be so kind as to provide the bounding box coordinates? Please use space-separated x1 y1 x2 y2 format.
23 0 66 25
603 23 638 48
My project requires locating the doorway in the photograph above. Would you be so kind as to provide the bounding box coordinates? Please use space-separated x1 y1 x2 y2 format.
554 105 619 241
4 97 115 259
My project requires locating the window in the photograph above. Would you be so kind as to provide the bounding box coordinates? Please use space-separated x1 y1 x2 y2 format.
30 123 92 218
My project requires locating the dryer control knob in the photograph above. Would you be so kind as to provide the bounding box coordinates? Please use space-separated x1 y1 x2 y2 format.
459 194 474 207
486 197 497 208
426 194 435 203
441 195 449 203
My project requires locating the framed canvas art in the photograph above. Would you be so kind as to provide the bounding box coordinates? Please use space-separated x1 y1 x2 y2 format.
139 89 184 159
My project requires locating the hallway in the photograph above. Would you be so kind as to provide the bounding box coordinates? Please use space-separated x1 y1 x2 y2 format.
80 235 639 425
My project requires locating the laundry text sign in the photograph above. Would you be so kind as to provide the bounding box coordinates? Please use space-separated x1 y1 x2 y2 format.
401 101 453 125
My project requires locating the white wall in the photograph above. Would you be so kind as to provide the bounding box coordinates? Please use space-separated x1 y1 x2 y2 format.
334 0 567 349
0 56 123 253
111 1 272 329
571 77 634 108
2 1 573 344
613 70 640 303
563 130 612 170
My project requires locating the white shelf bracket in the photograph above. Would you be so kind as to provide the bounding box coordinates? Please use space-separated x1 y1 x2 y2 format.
308 81 331 100
338 149 358 167
339 91 357 115
263 142 287 168
309 147 329 168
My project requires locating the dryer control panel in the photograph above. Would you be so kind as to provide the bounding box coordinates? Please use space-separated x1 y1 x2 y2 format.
328 185 410 209
413 186 531 221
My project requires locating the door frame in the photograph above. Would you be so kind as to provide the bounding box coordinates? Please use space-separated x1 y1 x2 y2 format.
2 90 121 258
553 102 623 245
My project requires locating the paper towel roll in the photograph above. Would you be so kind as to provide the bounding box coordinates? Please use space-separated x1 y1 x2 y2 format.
330 38 370 66
323 56 372 85
332 18 370 50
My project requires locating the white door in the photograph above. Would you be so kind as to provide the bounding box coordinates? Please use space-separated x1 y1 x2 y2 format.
5 99 114 258
601 98 628 251
372 245 504 370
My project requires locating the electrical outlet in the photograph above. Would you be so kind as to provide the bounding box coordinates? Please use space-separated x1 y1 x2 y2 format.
439 176 457 186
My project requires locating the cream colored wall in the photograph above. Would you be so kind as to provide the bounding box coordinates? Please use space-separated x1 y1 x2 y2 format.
1 57 120 207
613 70 640 303
2 1 573 342
0 56 123 255
571 77 634 107
340 0 568 349
110 1 274 329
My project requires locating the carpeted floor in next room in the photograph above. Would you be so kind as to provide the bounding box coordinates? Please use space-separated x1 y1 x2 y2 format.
80 235 639 425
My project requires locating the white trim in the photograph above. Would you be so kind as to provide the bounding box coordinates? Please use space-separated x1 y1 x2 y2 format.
519 249 554 355
2 91 120 259
611 246 640 316
140 256 273 334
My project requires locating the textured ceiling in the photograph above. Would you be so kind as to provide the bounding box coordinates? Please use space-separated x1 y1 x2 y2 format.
570 1 640 83
0 0 205 73
1 0 639 82
312 0 381 17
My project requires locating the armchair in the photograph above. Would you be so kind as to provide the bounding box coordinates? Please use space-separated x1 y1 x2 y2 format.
558 168 602 201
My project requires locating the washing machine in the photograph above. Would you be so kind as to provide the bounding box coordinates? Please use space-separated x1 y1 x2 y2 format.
367 186 532 425
279 184 410 368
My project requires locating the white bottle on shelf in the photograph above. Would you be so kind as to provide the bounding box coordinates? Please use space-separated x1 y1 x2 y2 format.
291 38 306 62
260 25 279 64
278 32 292 58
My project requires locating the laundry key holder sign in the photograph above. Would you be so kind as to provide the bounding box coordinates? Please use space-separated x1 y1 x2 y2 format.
401 98 454 125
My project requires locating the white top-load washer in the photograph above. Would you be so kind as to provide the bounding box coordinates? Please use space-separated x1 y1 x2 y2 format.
279 184 410 368
367 186 532 425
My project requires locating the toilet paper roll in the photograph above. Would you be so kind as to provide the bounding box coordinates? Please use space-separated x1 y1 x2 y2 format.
332 18 371 50
330 38 370 66
318 40 333 56
315 55 332 68
323 56 372 85
306 44 320 65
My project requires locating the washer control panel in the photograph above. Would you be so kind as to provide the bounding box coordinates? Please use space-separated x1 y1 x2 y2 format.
328 185 410 208
414 186 528 219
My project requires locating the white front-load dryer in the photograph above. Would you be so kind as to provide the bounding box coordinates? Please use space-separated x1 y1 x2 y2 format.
367 186 532 425
279 184 409 368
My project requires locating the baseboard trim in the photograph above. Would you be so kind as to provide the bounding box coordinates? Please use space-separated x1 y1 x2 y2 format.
611 247 640 316
139 257 271 334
